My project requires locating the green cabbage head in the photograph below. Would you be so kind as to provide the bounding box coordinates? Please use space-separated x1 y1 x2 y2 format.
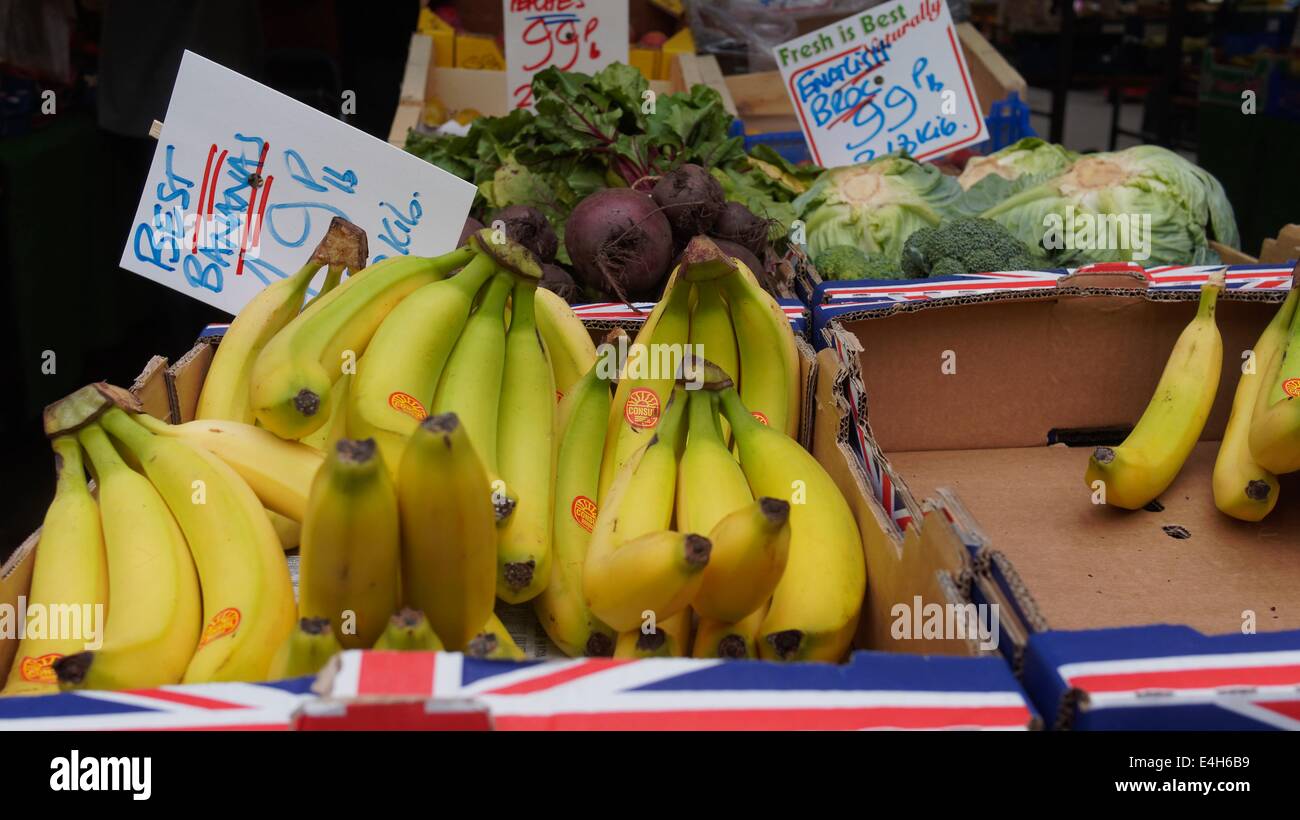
793 154 961 260
979 145 1240 266
955 138 1079 215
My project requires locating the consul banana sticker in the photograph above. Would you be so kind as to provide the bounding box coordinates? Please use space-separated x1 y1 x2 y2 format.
198 607 241 648
388 391 429 421
624 388 661 429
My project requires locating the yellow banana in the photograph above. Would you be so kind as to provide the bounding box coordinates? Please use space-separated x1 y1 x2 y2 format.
688 280 739 441
615 609 691 658
466 611 526 660
299 372 352 452
693 604 768 660
54 425 201 690
398 414 497 651
100 405 295 683
1249 279 1300 475
267 509 302 551
300 439 401 650
133 413 323 522
196 258 323 423
266 617 343 680
430 271 514 472
373 608 444 651
535 286 598 402
534 362 617 657
347 252 498 475
694 498 790 623
495 278 556 602
1086 272 1226 510
2 437 109 696
598 267 692 502
718 259 800 439
676 389 752 535
1214 285 1299 520
715 371 864 662
251 247 474 439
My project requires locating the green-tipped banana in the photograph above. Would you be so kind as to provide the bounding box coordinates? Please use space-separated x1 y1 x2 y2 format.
348 252 498 475
495 278 556 602
1249 279 1300 475
373 609 444 651
251 247 474 439
266 617 343 680
398 414 497 651
534 361 617 657
677 389 752 535
299 372 352 452
535 286 598 401
1086 272 1225 510
1214 285 1299 520
300 439 400 649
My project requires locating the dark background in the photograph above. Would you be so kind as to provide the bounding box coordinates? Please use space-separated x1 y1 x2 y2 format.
0 0 418 558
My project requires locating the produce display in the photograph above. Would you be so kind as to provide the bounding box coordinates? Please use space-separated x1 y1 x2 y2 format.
1085 273 1300 523
1 218 867 697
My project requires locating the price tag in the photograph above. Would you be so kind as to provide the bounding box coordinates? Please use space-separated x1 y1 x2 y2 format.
503 0 629 110
773 0 986 167
121 51 477 316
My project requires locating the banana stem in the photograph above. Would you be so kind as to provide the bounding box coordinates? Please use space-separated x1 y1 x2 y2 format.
1197 269 1226 319
98 407 152 453
686 388 722 445
77 424 128 474
50 435 86 493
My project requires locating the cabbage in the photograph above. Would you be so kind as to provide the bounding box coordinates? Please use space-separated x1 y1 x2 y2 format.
979 145 1240 266
955 138 1078 215
793 154 961 260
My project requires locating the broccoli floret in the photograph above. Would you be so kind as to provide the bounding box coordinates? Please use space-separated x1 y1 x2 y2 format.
814 245 903 280
902 217 1041 277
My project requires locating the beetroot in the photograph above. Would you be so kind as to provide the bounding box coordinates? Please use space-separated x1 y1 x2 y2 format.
711 201 770 259
651 164 725 247
539 263 580 303
565 188 673 301
710 238 765 280
491 205 558 262
458 216 484 247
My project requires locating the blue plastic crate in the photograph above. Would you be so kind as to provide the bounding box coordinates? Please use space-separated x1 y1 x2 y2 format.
739 91 1037 164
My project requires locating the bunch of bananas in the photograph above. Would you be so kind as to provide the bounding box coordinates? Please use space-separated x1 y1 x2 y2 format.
1084 270 1300 522
3 224 869 697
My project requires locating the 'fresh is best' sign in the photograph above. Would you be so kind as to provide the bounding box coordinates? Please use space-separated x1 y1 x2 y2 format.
773 0 986 167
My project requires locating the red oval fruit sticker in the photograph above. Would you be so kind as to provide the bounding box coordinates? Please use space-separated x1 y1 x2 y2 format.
388 392 428 421
198 607 241 648
571 495 598 533
1284 378 1300 399
751 411 769 426
624 388 661 429
19 653 62 684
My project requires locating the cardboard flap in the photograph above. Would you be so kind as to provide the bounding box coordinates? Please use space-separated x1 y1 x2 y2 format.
1055 265 1151 293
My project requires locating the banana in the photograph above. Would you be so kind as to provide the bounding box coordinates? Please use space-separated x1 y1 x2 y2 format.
495 278 556 602
1249 279 1300 475
677 389 752 535
2 438 109 696
535 286 598 402
1086 272 1226 510
373 608 444 651
466 612 526 660
348 252 498 475
715 370 865 662
688 280 740 441
53 425 201 691
1214 285 1299 520
99 405 295 683
693 604 768 660
694 498 791 623
302 264 345 311
133 414 323 522
398 414 497 651
430 271 514 472
251 247 474 439
718 259 800 439
197 259 323 423
615 609 691 659
598 267 692 502
299 372 352 452
266 617 343 680
268 510 302 551
300 439 401 649
534 362 617 657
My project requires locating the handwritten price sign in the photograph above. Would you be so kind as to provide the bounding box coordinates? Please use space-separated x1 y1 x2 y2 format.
774 0 986 167
121 51 476 316
503 0 628 110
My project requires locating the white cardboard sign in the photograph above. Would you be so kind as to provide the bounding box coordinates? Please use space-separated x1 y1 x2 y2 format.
503 0 629 110
121 51 477 316
773 0 986 167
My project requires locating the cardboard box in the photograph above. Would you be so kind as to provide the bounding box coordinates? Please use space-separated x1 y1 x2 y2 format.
815 265 1298 663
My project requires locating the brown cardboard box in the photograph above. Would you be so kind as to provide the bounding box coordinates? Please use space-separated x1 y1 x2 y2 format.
822 268 1298 657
